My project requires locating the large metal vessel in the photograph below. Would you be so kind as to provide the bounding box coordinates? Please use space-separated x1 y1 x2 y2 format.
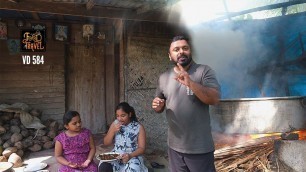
210 96 306 134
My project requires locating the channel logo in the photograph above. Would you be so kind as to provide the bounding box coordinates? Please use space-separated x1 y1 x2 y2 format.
20 29 46 52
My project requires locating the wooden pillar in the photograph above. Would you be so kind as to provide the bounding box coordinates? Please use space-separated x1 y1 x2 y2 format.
105 27 117 127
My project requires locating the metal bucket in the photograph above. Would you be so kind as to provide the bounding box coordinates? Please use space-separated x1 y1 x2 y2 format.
210 96 306 134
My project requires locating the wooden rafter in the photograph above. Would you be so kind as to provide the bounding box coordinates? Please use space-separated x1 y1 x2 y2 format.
31 12 40 20
0 0 179 23
214 0 306 21
56 14 64 21
8 0 19 3
137 0 180 14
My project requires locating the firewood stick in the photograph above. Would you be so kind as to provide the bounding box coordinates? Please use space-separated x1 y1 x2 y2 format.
256 156 269 171
221 145 273 170
215 140 275 171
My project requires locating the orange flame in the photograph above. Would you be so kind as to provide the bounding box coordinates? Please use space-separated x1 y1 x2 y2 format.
294 130 306 140
249 130 306 140
250 132 281 139
213 130 306 149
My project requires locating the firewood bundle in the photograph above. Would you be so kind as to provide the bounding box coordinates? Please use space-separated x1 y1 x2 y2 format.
214 137 275 172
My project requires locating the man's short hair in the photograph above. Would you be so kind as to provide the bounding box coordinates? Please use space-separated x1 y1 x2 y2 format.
171 35 190 43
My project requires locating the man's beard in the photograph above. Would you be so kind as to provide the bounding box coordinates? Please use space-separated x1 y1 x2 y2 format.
172 54 192 67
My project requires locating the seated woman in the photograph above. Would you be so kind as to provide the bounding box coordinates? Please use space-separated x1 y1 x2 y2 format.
100 102 148 172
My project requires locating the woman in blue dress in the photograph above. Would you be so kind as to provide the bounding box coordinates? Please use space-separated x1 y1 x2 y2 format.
100 102 148 172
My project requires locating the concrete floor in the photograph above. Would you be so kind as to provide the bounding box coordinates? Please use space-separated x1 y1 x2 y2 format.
11 134 169 172
12 148 59 172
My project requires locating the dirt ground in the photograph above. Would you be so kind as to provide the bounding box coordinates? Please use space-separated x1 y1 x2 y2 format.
11 133 169 172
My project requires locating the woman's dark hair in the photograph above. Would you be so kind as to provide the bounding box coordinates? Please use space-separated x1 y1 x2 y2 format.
63 111 80 125
115 102 138 122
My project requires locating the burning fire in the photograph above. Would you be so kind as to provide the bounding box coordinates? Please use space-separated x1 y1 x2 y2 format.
214 130 306 150
213 129 306 171
295 129 306 140
250 129 306 140
250 132 281 139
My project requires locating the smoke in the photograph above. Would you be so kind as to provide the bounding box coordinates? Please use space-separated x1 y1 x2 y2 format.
188 22 269 98
166 0 306 99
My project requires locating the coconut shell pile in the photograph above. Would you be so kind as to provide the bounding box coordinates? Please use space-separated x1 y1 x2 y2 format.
0 103 63 168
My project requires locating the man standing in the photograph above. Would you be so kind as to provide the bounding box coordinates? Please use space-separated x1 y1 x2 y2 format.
152 35 220 172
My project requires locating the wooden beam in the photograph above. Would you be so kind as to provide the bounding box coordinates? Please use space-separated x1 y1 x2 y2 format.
8 0 19 3
222 0 232 21
0 0 179 23
113 19 123 43
137 1 174 14
56 14 64 21
31 12 40 20
214 0 306 21
137 4 152 14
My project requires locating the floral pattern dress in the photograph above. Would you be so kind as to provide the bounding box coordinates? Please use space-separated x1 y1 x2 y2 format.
55 128 98 172
111 120 148 172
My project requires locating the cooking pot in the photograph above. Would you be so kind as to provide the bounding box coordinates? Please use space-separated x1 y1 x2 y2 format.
210 96 306 134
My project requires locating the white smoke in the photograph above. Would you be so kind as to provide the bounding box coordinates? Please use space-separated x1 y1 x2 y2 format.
188 22 268 98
